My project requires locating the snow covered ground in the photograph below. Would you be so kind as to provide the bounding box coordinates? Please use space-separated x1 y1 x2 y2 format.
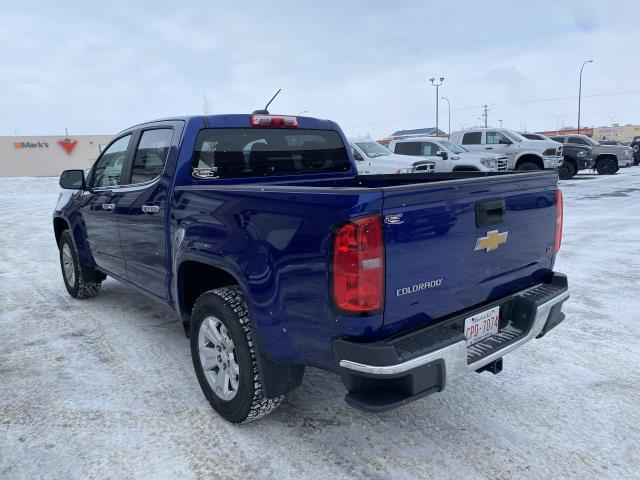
1 170 639 480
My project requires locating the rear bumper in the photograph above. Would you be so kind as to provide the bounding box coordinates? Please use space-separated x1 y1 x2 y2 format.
333 273 569 412
618 156 632 167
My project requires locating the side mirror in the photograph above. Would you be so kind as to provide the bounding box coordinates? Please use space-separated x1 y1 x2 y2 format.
437 150 449 160
59 169 86 190
499 138 512 145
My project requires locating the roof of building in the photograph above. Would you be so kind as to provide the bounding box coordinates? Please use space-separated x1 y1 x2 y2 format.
390 127 446 137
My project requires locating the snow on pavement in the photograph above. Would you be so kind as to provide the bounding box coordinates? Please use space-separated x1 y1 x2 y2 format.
1 171 639 479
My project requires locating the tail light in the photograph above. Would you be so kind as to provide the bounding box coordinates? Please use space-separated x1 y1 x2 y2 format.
554 189 563 253
251 115 298 128
332 216 384 314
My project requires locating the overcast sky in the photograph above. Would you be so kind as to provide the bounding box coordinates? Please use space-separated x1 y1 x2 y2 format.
1 0 638 139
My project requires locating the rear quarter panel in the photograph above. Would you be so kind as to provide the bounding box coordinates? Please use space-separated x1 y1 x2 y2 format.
171 184 384 371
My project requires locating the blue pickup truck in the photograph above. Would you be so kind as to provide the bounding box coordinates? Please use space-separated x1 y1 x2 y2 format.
54 113 569 423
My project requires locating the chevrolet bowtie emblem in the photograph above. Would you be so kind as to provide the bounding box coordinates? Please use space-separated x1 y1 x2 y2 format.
475 230 509 252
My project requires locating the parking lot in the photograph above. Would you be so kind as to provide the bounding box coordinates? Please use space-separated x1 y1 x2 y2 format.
1 170 639 480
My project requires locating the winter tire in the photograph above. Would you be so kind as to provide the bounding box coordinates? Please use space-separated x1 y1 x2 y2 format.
59 230 102 299
190 286 283 423
516 161 542 171
557 160 577 180
595 157 618 175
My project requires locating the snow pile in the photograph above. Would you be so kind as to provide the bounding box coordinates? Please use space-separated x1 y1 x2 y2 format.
1 171 639 479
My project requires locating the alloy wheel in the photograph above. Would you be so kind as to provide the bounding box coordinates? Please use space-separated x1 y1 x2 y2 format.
198 316 240 401
62 243 76 285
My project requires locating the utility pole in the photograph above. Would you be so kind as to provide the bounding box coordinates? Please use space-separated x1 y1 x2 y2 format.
481 105 489 128
577 59 593 134
430 77 444 135
441 97 451 138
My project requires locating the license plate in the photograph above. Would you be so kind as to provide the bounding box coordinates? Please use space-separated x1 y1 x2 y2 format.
464 306 500 346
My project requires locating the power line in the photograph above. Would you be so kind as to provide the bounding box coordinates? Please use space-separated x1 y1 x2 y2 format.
451 89 640 112
343 89 640 129
498 105 640 124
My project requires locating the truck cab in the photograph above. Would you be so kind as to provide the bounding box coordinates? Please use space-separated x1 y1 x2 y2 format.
387 137 507 172
450 128 563 171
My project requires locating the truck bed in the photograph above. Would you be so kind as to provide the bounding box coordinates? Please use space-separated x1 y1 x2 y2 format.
172 170 559 371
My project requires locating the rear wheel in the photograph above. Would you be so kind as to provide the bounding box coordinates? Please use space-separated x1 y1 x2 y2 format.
558 160 577 180
595 157 618 175
190 286 283 423
516 161 542 171
59 231 102 299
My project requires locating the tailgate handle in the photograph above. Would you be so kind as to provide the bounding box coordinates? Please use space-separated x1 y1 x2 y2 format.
475 199 506 228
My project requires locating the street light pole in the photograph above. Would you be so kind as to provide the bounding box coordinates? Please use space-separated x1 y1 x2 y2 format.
430 77 444 136
441 97 451 138
577 59 593 134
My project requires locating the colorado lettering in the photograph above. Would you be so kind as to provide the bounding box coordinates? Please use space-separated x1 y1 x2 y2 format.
396 278 443 296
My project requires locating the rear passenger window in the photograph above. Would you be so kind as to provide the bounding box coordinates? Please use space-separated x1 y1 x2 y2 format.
462 132 481 144
191 128 350 179
131 129 173 184
394 142 421 156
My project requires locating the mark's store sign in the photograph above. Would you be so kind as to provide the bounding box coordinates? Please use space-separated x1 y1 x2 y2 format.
13 141 49 149
13 138 78 155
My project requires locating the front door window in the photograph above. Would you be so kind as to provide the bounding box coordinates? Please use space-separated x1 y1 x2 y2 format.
92 135 131 188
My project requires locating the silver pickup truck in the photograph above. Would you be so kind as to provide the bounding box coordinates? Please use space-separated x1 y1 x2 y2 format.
550 134 633 174
450 128 563 171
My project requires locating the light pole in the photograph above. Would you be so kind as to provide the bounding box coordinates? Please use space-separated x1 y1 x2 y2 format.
441 97 451 138
499 119 503 128
430 77 444 135
577 59 593 134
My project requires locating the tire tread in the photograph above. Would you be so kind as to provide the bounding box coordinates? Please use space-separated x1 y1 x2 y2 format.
60 231 102 299
193 286 283 423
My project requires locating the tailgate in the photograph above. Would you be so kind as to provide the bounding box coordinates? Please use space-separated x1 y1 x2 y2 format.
381 172 558 337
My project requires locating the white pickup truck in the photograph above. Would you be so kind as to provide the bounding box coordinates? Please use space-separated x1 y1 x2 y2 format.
387 137 507 172
349 139 435 174
450 128 563 171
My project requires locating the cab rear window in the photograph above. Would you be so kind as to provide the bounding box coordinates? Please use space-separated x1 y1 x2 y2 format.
192 128 351 179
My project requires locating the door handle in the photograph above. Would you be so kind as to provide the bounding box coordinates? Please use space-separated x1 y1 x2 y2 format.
141 205 160 214
102 203 115 210
475 198 506 228
485 147 493 150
